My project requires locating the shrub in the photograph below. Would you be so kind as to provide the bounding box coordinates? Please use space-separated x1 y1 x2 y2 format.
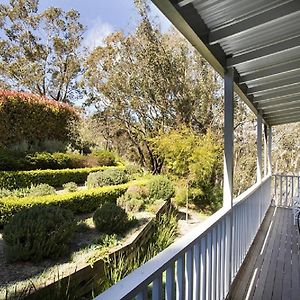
86 169 129 189
3 206 75 262
0 166 119 190
28 184 56 197
117 185 149 212
117 194 145 213
0 148 26 171
93 203 128 234
0 183 129 226
147 176 175 202
25 152 71 170
125 163 143 175
63 182 78 192
92 150 117 166
0 188 13 198
0 90 79 149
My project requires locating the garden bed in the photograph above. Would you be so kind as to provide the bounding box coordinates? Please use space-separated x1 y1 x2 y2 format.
0 210 153 297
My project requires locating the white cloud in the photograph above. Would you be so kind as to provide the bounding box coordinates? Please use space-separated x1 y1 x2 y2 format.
83 18 114 51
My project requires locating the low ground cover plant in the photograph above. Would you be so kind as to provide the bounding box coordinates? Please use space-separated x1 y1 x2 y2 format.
0 184 56 199
3 206 76 262
63 182 78 192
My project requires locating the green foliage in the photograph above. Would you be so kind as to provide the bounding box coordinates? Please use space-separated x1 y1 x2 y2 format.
151 127 221 183
124 163 144 177
0 184 129 226
0 148 25 171
0 184 56 199
117 184 149 212
102 209 178 290
93 203 128 234
86 169 129 189
0 1 84 102
0 149 119 171
92 150 117 166
83 5 221 173
63 182 78 192
0 166 119 190
3 206 75 262
0 91 79 149
173 181 188 207
28 184 56 197
147 176 175 202
24 152 71 170
151 128 222 211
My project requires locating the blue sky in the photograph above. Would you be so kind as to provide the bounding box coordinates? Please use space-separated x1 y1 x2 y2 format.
37 0 172 50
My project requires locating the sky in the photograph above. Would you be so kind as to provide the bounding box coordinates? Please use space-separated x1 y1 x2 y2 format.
36 0 172 50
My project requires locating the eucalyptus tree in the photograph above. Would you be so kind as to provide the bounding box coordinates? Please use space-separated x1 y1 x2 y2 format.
0 0 85 103
83 3 221 172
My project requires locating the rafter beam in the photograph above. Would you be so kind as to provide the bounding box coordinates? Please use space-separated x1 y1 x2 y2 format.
270 116 300 126
209 2 300 45
264 108 300 119
253 86 300 103
258 95 300 109
263 102 300 114
240 60 300 84
227 36 300 67
247 78 300 95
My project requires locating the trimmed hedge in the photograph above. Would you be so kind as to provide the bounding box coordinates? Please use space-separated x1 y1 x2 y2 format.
0 90 78 148
0 183 130 226
0 166 123 190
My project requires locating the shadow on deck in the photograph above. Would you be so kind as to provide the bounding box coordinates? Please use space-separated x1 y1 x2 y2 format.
229 206 300 300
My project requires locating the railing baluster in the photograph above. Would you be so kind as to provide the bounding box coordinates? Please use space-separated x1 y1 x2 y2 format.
186 248 193 300
193 243 200 300
200 237 207 300
220 219 225 300
206 231 212 300
176 255 185 300
136 288 147 300
216 223 221 300
153 274 163 300
211 227 217 300
166 263 175 300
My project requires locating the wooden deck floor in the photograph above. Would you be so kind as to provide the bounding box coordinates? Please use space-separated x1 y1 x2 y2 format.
229 206 300 300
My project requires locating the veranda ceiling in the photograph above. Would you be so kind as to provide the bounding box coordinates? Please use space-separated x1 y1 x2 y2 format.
152 0 300 126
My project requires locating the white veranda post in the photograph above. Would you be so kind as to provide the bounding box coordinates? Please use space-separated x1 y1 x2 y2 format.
223 67 234 209
223 66 234 293
257 111 262 183
268 126 272 175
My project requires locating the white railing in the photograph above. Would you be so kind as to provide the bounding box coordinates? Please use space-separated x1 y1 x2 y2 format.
273 174 300 207
95 176 272 300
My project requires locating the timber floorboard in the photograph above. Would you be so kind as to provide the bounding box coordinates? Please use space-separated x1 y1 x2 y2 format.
228 207 300 300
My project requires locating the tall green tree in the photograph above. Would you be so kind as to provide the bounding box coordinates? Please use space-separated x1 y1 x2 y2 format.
83 2 221 172
0 0 85 102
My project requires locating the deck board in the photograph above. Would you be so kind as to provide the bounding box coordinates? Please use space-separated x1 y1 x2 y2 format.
228 207 300 300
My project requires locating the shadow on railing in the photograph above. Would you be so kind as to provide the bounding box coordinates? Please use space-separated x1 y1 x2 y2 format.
95 176 272 300
273 174 300 208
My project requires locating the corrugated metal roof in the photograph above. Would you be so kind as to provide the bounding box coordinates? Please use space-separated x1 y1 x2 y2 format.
152 0 300 126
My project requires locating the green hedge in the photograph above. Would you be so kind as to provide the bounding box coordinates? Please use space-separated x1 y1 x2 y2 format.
0 166 123 190
0 184 129 226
